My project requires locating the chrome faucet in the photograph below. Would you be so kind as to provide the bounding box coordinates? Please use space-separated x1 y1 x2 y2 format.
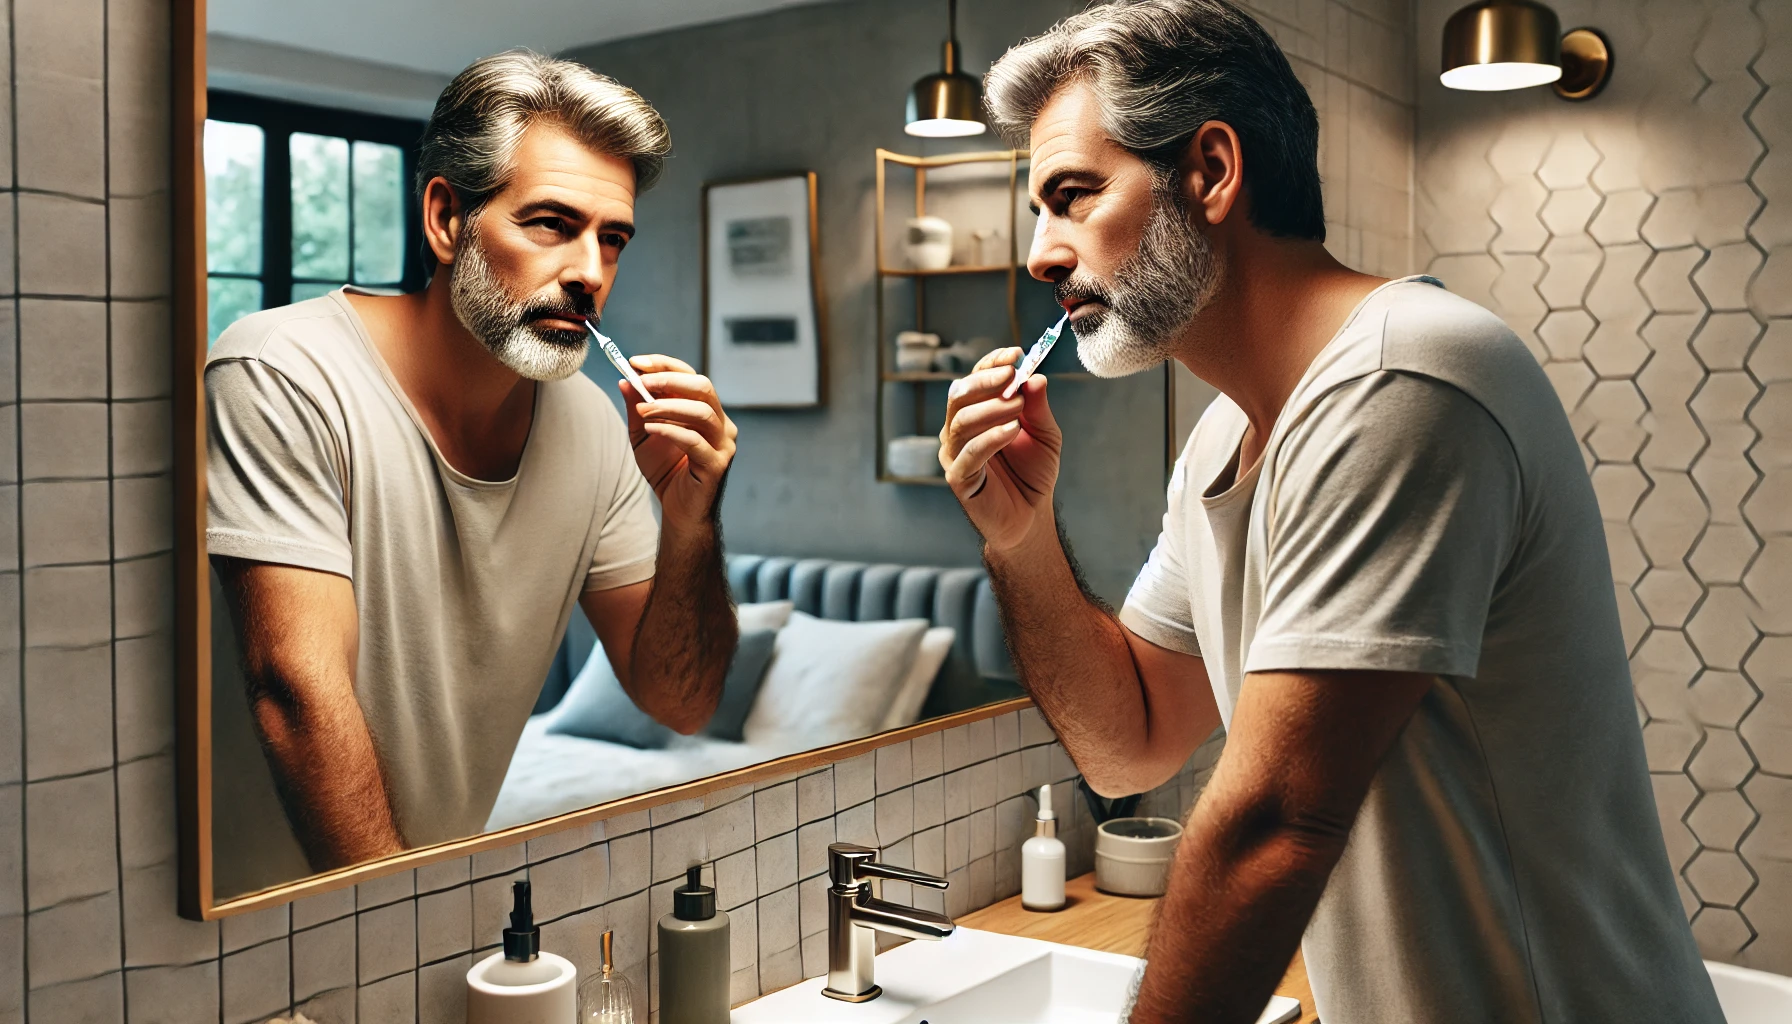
822 843 957 1002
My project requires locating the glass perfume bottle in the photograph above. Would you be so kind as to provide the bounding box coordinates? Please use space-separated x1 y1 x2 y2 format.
578 929 635 1024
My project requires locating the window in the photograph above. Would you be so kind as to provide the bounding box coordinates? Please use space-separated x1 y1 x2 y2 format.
203 92 427 344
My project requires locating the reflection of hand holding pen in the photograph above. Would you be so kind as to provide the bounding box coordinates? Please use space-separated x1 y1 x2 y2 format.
1002 312 1068 399
587 322 655 401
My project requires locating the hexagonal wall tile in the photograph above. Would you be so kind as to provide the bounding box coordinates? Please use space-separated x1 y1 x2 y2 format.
1752 380 1792 449
1690 524 1762 585
1544 360 1595 412
1489 179 1550 255
1690 372 1760 427
1749 246 1792 317
1584 320 1652 379
1590 190 1655 246
1591 462 1649 522
1632 472 1709 566
1644 190 1701 249
1541 188 1602 237
1607 521 1649 586
1687 586 1760 671
1693 78 1767 186
1426 253 1500 311
1751 153 1792 250
1640 248 1711 315
1697 182 1764 249
1589 421 1649 464
1616 584 1649 653
1538 309 1596 361
1537 133 1602 191
1740 680 1792 775
1690 670 1760 729
1632 627 1701 715
1538 235 1603 309
1742 536 1792 629
1741 773 1792 860
1636 569 1705 628
1692 313 1765 371
1690 728 1759 791
1750 323 1792 387
1691 906 1755 960
1692 0 1766 84
1688 790 1759 851
1641 408 1708 474
1686 849 1757 907
1696 243 1765 311
1587 244 1652 321
1583 380 1648 424
1693 455 1760 527
1645 719 1702 774
1488 121 1552 183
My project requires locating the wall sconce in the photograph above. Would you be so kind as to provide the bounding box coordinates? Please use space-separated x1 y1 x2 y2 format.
905 0 987 137
1441 0 1612 101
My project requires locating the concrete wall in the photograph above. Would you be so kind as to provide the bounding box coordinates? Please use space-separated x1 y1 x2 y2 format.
564 0 1417 604
1415 0 1791 974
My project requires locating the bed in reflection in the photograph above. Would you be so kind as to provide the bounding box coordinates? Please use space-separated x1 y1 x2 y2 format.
484 555 1019 831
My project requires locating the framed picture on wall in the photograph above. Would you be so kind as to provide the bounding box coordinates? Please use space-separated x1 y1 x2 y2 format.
702 172 827 408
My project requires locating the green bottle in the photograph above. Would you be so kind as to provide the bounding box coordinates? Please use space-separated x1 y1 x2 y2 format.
658 864 730 1024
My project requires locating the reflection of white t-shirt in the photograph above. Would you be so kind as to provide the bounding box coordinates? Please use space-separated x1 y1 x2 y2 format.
207 289 659 857
1120 278 1720 1023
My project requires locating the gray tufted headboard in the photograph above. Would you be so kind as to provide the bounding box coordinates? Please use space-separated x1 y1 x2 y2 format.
537 555 1019 719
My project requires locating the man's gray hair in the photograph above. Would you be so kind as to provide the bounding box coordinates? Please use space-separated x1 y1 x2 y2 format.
417 50 672 215
985 0 1324 240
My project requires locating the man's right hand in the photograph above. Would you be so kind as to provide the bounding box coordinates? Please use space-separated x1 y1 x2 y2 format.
940 347 1065 553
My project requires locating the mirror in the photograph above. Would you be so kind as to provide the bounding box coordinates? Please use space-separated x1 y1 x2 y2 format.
179 0 1182 918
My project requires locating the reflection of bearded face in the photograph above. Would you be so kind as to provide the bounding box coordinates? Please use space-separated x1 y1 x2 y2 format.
449 216 594 382
1058 170 1225 378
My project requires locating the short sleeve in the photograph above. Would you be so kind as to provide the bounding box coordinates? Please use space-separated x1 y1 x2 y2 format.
584 413 659 592
1246 371 1519 678
1119 449 1203 657
206 358 354 578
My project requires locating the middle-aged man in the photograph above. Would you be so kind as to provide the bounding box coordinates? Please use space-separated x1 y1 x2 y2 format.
942 3 1723 1022
207 52 739 873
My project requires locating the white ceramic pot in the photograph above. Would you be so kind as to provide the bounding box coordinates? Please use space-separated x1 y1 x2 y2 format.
905 216 954 271
895 331 941 372
1094 817 1183 897
887 435 943 478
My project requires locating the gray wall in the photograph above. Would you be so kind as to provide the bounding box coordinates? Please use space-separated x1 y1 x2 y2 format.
564 0 1417 605
1415 0 1790 973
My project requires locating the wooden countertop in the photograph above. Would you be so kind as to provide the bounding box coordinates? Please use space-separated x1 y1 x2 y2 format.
959 873 1318 1024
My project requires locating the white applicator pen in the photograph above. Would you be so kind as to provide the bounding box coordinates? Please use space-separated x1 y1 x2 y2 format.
587 321 656 402
1002 312 1069 399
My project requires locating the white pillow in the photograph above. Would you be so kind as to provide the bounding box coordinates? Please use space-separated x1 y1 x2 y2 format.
738 599 795 632
743 612 930 744
880 627 956 731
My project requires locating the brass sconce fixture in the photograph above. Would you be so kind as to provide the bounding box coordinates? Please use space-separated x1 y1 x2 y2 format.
1441 0 1612 101
905 0 988 137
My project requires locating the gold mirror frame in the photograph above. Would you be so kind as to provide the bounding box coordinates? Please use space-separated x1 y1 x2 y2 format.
171 0 1030 920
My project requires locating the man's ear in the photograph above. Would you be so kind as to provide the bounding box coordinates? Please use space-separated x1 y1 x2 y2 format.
1177 121 1245 228
421 177 466 266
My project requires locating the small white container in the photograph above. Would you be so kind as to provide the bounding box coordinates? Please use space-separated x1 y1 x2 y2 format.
888 435 942 478
1094 817 1183 897
1021 783 1066 911
895 331 940 372
905 216 954 270
468 950 578 1024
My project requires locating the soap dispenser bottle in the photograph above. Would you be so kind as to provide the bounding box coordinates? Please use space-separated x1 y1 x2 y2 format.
1022 783 1067 911
467 879 579 1024
658 864 730 1024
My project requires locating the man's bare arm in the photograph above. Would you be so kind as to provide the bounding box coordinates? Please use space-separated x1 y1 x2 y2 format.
983 513 1221 797
212 557 405 870
579 517 735 736
1129 668 1432 1024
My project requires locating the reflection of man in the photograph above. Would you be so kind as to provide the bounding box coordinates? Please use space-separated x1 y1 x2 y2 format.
208 52 738 871
944 3 1721 1023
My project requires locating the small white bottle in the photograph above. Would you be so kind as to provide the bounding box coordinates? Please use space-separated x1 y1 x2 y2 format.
1021 783 1067 911
468 880 578 1024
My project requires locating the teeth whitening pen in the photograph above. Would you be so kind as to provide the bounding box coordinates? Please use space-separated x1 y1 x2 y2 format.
1003 312 1069 399
587 322 656 401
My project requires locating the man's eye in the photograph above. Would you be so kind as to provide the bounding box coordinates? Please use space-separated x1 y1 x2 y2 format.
602 233 629 250
1057 188 1089 209
530 217 567 234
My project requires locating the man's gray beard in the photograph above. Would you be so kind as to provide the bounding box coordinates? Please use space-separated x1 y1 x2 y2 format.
449 225 590 382
1070 180 1224 378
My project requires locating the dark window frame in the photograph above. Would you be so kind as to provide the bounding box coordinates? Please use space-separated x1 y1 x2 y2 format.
206 90 429 307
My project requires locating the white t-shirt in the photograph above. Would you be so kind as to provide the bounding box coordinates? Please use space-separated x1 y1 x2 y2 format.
1120 277 1721 1023
207 290 659 858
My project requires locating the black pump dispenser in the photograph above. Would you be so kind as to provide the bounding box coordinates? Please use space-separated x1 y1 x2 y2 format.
672 865 716 921
502 879 540 962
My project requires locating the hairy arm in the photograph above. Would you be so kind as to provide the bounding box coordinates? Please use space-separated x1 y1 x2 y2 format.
578 511 735 735
1129 668 1432 1024
984 513 1221 797
212 556 405 870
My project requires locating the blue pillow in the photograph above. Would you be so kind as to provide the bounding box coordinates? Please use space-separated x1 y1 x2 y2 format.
704 628 779 742
542 648 674 749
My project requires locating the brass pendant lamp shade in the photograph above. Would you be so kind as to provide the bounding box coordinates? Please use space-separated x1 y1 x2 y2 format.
1440 0 1613 99
906 0 987 137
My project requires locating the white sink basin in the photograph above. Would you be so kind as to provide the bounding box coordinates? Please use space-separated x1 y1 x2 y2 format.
732 927 1301 1024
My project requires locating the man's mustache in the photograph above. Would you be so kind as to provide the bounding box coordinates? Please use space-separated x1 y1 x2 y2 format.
521 293 597 325
1054 276 1110 309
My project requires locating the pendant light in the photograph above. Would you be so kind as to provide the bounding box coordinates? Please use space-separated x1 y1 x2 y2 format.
905 0 987 137
1440 0 1612 100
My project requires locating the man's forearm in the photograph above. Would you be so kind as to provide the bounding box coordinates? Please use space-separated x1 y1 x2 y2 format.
1128 773 1351 1023
984 512 1158 794
630 516 736 734
249 684 406 872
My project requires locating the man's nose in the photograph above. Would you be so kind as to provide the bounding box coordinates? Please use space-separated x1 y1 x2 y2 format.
1026 214 1074 285
562 232 608 296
